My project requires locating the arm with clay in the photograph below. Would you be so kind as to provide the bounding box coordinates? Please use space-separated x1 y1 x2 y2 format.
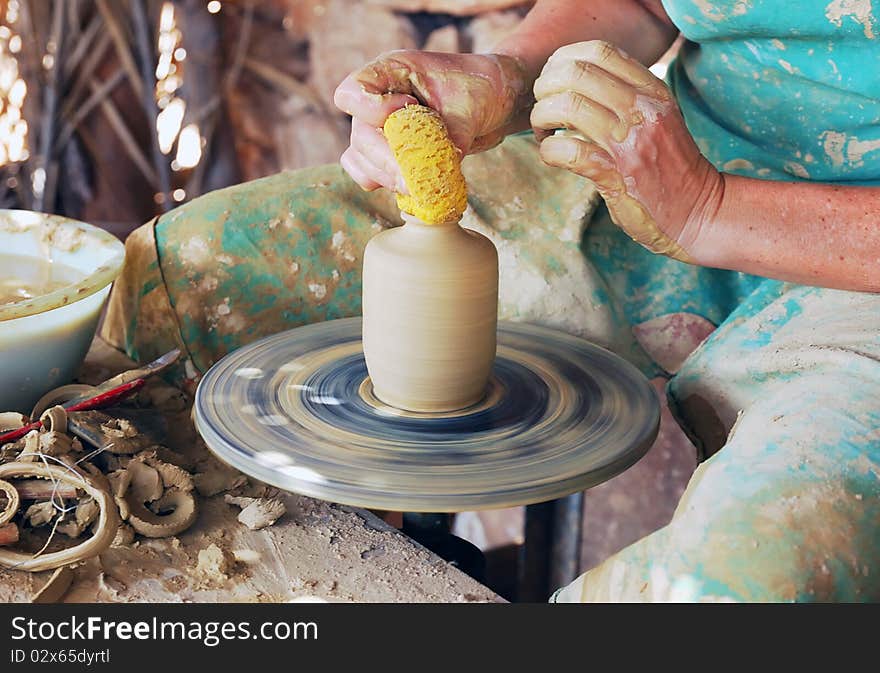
333 0 679 193
687 176 880 292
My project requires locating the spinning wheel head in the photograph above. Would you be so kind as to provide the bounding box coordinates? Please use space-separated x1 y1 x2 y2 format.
194 318 659 512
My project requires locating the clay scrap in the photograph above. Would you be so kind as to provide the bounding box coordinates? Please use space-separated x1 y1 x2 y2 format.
224 494 286 530
0 405 198 571
0 402 192 570
31 566 75 604
0 344 298 605
0 388 279 579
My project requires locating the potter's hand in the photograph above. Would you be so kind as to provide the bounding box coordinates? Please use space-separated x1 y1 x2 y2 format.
531 40 722 262
334 50 530 192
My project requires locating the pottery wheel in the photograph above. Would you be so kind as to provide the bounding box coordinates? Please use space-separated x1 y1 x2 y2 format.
194 318 659 512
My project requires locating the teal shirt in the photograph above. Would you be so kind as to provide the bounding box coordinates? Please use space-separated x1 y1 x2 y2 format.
662 0 880 184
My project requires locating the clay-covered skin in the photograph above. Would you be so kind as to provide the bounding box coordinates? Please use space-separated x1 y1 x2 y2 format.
531 40 723 263
334 50 530 193
362 215 498 412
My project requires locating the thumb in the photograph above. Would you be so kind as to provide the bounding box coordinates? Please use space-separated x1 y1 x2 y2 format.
334 53 420 126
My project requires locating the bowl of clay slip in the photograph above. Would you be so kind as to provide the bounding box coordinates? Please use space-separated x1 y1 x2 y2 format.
0 210 125 413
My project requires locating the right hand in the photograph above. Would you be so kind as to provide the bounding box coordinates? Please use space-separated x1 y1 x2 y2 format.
333 50 530 192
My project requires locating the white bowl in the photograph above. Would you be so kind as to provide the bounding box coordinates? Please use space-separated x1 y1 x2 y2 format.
0 210 125 414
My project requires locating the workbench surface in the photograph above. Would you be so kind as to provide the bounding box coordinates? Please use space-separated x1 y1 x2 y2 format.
0 339 502 603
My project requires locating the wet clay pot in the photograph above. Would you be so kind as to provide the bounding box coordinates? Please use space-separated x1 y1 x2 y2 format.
362 214 499 413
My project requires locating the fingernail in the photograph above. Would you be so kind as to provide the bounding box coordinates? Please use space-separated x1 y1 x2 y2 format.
544 139 577 166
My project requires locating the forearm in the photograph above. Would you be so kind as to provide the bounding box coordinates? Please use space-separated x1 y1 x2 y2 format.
689 175 880 292
495 0 678 83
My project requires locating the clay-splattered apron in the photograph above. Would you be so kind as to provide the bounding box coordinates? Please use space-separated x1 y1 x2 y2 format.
102 1 880 602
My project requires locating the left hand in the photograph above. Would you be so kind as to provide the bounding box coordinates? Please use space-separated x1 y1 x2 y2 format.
530 40 723 263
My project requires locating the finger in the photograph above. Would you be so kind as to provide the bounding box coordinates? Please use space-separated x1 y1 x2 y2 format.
340 147 382 191
538 135 620 188
530 92 620 150
350 119 408 193
549 40 667 96
534 58 636 120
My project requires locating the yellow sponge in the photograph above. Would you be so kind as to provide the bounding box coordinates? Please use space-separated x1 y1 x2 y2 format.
383 105 468 225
